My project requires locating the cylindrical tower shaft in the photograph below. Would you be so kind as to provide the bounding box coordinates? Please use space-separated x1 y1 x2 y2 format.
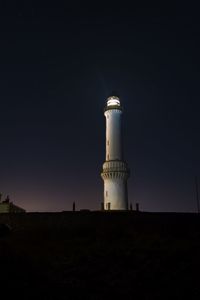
105 109 123 161
101 95 130 210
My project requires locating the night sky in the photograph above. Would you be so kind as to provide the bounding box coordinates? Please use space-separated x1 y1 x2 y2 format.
0 2 200 212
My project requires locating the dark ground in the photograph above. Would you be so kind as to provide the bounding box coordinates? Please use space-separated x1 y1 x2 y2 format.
0 212 200 299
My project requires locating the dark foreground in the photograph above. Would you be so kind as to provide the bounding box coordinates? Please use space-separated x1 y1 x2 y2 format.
0 211 200 299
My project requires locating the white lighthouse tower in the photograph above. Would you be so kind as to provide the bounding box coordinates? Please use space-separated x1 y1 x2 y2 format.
101 95 130 210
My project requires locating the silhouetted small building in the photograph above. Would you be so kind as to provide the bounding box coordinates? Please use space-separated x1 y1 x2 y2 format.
0 202 26 213
0 194 26 213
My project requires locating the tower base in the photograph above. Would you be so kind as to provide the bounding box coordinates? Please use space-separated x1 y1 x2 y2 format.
101 160 129 210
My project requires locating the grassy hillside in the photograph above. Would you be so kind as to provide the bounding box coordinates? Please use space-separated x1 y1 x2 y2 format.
0 212 200 299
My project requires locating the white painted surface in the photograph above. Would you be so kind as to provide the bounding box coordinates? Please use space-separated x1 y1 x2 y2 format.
104 178 128 210
101 96 130 210
105 109 122 161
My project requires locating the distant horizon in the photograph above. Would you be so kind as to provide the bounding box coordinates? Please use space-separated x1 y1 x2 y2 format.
1 197 199 214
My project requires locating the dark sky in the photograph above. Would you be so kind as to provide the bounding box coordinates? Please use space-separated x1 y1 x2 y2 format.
0 2 200 212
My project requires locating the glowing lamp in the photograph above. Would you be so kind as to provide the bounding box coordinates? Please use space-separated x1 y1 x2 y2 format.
107 96 120 107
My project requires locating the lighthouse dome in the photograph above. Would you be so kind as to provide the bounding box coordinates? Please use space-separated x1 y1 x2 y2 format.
107 95 120 107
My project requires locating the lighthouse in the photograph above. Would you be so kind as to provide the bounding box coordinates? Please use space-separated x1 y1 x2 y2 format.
101 95 130 210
